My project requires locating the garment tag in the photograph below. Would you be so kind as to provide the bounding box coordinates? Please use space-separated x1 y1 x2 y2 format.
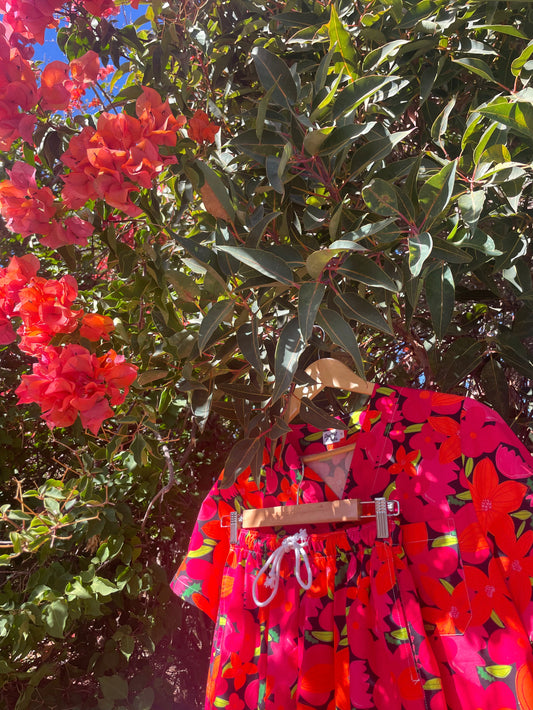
322 429 345 447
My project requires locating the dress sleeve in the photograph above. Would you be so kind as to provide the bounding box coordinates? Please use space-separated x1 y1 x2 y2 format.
170 475 237 622
461 398 533 641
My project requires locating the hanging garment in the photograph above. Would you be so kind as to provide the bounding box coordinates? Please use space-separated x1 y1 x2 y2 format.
171 384 533 709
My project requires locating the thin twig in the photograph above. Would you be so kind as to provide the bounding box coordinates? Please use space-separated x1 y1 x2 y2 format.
141 421 197 533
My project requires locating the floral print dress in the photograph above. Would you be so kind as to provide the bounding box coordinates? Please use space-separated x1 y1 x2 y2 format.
171 385 533 710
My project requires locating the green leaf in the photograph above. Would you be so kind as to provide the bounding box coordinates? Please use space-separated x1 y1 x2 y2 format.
266 155 285 194
272 318 306 403
318 124 374 156
237 320 263 375
216 246 294 285
419 160 457 229
431 96 456 151
349 130 413 181
332 76 398 118
458 190 485 231
472 24 527 40
477 99 533 143
300 397 349 431
198 300 234 354
133 688 155 710
511 40 533 76
363 39 407 70
222 436 265 486
334 292 393 335
408 232 433 277
425 265 455 340
316 309 365 376
480 357 509 421
337 254 398 292
438 338 486 389
306 249 340 279
246 211 281 248
43 600 68 639
196 161 235 221
298 282 326 342
92 578 119 596
99 675 129 702
251 46 297 108
327 5 358 79
431 237 472 264
452 57 500 84
362 178 399 217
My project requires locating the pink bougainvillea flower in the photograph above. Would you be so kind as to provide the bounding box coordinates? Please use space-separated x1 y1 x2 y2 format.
39 60 72 111
69 50 100 86
0 161 57 236
40 215 94 249
80 313 115 342
16 344 137 434
82 0 119 17
187 109 220 145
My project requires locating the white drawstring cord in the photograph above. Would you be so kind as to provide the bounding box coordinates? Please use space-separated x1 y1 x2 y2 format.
252 529 312 607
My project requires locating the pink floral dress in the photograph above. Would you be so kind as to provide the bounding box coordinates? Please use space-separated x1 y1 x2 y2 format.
171 385 533 709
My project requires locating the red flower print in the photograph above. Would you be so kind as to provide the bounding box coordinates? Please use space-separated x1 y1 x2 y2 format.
468 457 526 536
222 653 257 690
420 576 472 635
460 403 501 458
464 560 513 626
188 109 220 144
389 445 419 476
496 530 533 614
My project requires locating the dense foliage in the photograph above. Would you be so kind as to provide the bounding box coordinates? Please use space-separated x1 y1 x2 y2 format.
0 0 532 707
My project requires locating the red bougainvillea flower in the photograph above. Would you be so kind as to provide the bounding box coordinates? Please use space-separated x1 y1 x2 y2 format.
0 27 38 148
0 0 62 44
39 60 72 111
0 253 39 343
16 344 138 434
16 274 83 354
80 313 115 342
0 161 57 236
69 50 100 86
40 215 94 249
187 109 220 144
82 0 119 17
135 86 186 145
61 87 186 216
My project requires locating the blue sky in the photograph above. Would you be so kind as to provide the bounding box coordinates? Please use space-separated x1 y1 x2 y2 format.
34 3 147 65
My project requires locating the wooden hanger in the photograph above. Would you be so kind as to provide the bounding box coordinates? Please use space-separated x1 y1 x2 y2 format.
223 498 400 542
286 358 375 423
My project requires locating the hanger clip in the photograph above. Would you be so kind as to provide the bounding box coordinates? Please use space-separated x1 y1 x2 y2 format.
374 497 389 539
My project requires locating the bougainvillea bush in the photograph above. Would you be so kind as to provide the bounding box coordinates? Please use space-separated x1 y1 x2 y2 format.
1 0 532 707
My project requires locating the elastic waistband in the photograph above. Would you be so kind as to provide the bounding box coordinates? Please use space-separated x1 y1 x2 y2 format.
234 520 399 558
